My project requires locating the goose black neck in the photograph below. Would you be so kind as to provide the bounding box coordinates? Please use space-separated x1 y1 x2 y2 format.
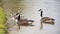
17 14 20 20
41 11 43 17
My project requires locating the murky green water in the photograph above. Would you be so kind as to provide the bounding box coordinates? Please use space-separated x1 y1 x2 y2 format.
2 0 60 34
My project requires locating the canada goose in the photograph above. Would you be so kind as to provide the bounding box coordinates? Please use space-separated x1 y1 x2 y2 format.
15 13 34 29
10 13 34 29
38 9 55 24
38 9 55 29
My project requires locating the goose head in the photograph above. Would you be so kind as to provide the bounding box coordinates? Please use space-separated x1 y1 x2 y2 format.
38 9 43 17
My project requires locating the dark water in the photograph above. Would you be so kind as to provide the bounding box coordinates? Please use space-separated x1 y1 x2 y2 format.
2 0 60 34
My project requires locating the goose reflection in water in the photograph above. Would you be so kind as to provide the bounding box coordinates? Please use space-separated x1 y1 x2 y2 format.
38 9 55 29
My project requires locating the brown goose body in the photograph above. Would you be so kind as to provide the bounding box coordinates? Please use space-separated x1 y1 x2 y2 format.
17 19 34 26
17 19 34 29
40 17 55 24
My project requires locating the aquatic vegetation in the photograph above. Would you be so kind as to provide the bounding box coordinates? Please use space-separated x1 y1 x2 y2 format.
0 29 5 34
0 7 6 34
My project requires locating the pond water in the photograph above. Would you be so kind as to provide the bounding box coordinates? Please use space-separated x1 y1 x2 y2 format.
18 0 60 34
3 0 60 34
